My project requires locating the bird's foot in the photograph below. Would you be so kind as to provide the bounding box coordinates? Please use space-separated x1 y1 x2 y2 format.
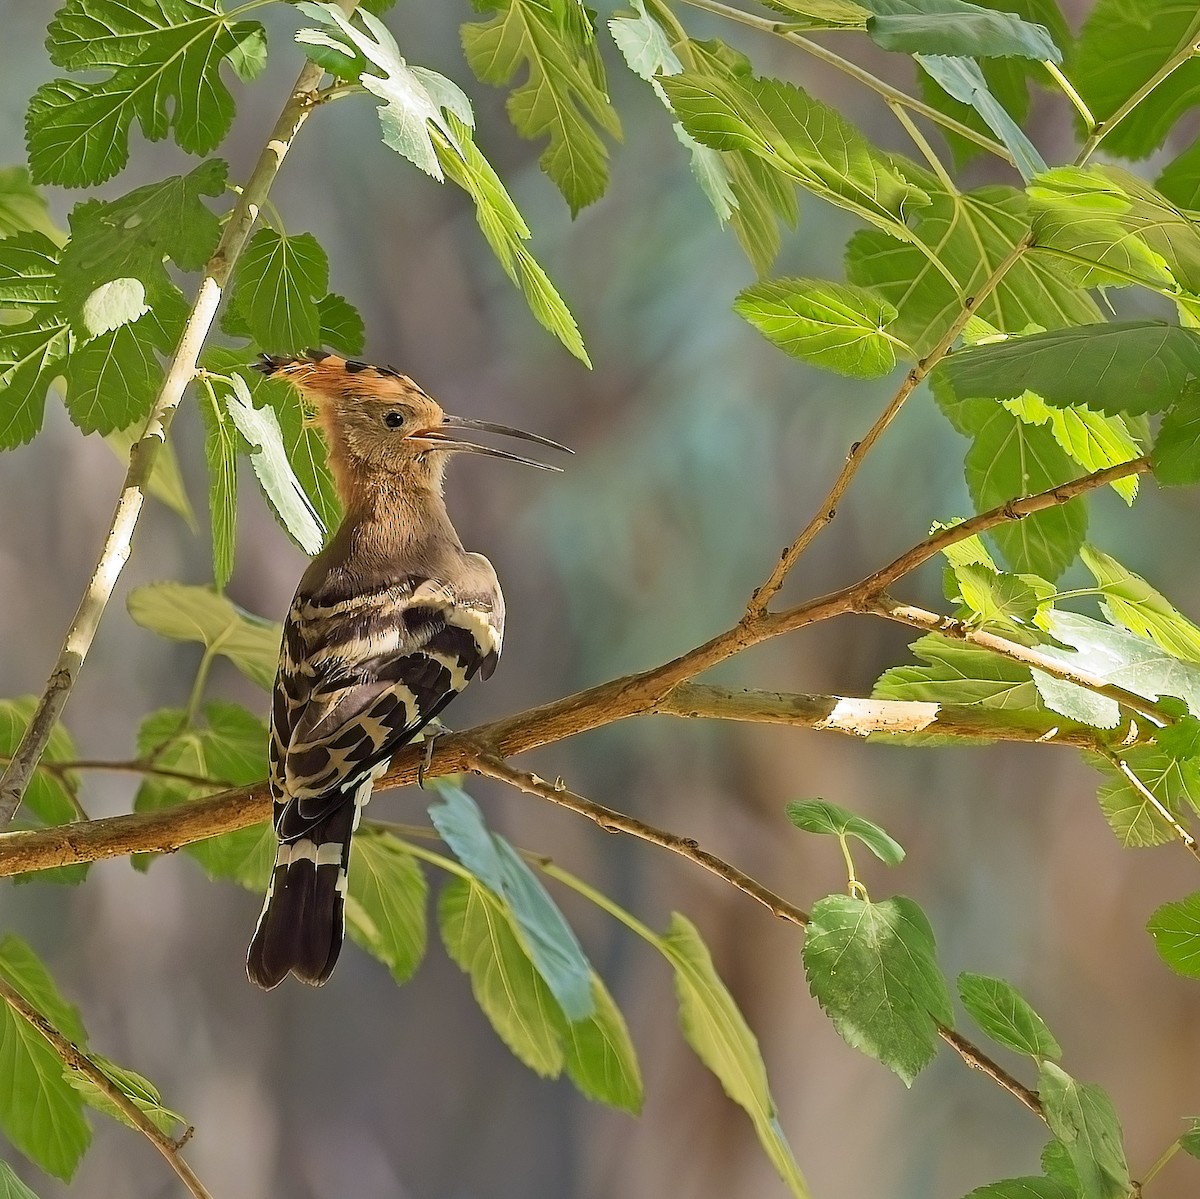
417 721 452 790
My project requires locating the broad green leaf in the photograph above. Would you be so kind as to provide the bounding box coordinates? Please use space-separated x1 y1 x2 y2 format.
950 563 1048 630
734 279 904 377
663 914 809 1197
67 1055 185 1138
873 633 1042 710
1182 1123 1200 1158
759 0 869 28
0 234 59 313
438 876 565 1077
917 56 1046 181
199 387 238 588
429 786 594 1020
661 71 928 240
1147 893 1200 977
433 115 588 365
557 975 642 1113
1081 545 1200 665
846 179 1099 357
0 937 91 1181
224 373 325 554
104 426 197 529
1154 381 1200 485
57 160 226 335
0 168 61 242
462 0 621 213
0 1160 43 1199
126 581 281 690
803 894 953 1085
1158 139 1200 211
1042 1137 1081 1190
1038 1062 1130 1199
229 229 329 356
865 0 1062 61
942 322 1200 416
785 800 905 865
27 0 267 186
346 831 428 984
316 293 365 356
0 698 81 833
1073 1 1200 160
957 972 1061 1058
962 1181 1075 1199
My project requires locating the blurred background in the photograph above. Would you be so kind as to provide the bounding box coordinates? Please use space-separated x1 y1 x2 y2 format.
4 1 1200 1195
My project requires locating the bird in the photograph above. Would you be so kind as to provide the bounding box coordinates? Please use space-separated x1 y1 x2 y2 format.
245 349 570 989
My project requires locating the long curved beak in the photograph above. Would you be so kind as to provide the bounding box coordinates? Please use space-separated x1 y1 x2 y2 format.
407 415 573 471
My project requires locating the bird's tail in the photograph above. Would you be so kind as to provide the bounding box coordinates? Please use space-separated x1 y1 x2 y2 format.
246 795 358 990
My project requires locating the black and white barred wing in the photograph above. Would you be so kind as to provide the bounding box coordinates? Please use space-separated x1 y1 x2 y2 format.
247 575 503 989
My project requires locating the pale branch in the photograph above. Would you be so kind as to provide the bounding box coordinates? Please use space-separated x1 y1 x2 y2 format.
748 231 1036 617
0 976 212 1199
1105 751 1200 864
0 2 360 829
870 596 1176 725
674 0 1014 164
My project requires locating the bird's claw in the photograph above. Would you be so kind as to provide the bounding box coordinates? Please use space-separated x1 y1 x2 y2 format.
417 722 451 790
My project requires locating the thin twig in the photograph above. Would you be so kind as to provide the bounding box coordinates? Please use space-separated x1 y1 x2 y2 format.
747 231 1035 617
935 1025 1043 1117
0 976 211 1199
1043 61 1095 132
674 0 1014 165
1 755 234 791
0 0 360 829
1107 752 1200 863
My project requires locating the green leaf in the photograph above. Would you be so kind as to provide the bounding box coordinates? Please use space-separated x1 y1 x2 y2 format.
1147 893 1200 977
1073 1 1200 160
1042 1137 1081 1191
803 894 953 1086
758 0 869 29
864 0 1062 61
941 322 1200 417
430 786 595 1020
462 0 621 213
0 1160 43 1199
957 972 1061 1058
1080 545 1200 665
661 71 928 240
223 373 326 554
104 426 197 529
345 831 427 984
67 1055 185 1138
433 115 589 365
0 698 81 832
1037 1061 1130 1199
126 581 281 690
1180 1121 1200 1159
27 0 267 186
0 167 62 242
846 179 1100 357
557 975 643 1114
1158 139 1200 211
199 386 238 589
962 1181 1075 1199
316 293 365 356
229 229 329 355
950 563 1048 630
873 633 1042 709
733 278 904 377
1154 381 1200 485
57 161 226 336
785 800 905 865
0 937 91 1181
663 914 810 1197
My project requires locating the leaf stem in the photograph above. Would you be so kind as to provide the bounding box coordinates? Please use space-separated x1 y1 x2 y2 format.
1044 60 1095 132
1139 1136 1184 1189
0 2 360 829
887 99 957 194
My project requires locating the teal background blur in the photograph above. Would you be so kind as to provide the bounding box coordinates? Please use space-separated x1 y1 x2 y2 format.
3 2 1200 1196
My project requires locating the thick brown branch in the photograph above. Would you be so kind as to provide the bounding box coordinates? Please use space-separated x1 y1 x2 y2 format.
0 976 211 1199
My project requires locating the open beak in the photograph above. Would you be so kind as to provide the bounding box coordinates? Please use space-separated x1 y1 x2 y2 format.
407 416 573 472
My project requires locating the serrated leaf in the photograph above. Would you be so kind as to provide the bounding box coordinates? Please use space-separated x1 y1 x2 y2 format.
345 831 427 983
557 974 642 1113
27 0 266 187
316 293 365 356
199 388 238 588
229 229 329 355
1154 381 1200 485
1038 1062 1130 1199
962 1180 1075 1199
873 633 1042 710
785 800 905 865
917 56 1046 181
952 563 1046 629
865 0 1062 61
68 1055 185 1138
0 937 91 1181
846 178 1099 358
0 167 61 243
803 894 953 1086
663 914 810 1197
224 373 325 554
1073 1 1200 161
734 278 904 377
1158 139 1200 211
1147 893 1200 977
957 972 1061 1058
463 0 621 213
758 0 869 28
126 581 280 690
0 1160 43 1199
430 786 594 1020
941 322 1200 417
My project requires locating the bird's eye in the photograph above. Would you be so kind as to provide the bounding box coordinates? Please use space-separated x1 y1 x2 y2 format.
383 411 405 429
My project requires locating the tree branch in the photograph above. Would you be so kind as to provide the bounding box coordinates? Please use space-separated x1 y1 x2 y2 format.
0 976 211 1199
0 2 359 829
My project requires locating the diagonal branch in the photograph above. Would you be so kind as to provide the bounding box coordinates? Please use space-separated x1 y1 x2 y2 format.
0 2 359 830
0 975 211 1199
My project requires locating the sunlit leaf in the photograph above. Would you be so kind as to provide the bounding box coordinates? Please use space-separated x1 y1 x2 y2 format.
228 229 329 356
1147 893 1200 977
785 800 905 864
957 972 1061 1058
346 831 427 984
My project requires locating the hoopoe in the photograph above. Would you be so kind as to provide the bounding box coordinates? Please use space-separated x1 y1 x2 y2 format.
246 350 569 989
